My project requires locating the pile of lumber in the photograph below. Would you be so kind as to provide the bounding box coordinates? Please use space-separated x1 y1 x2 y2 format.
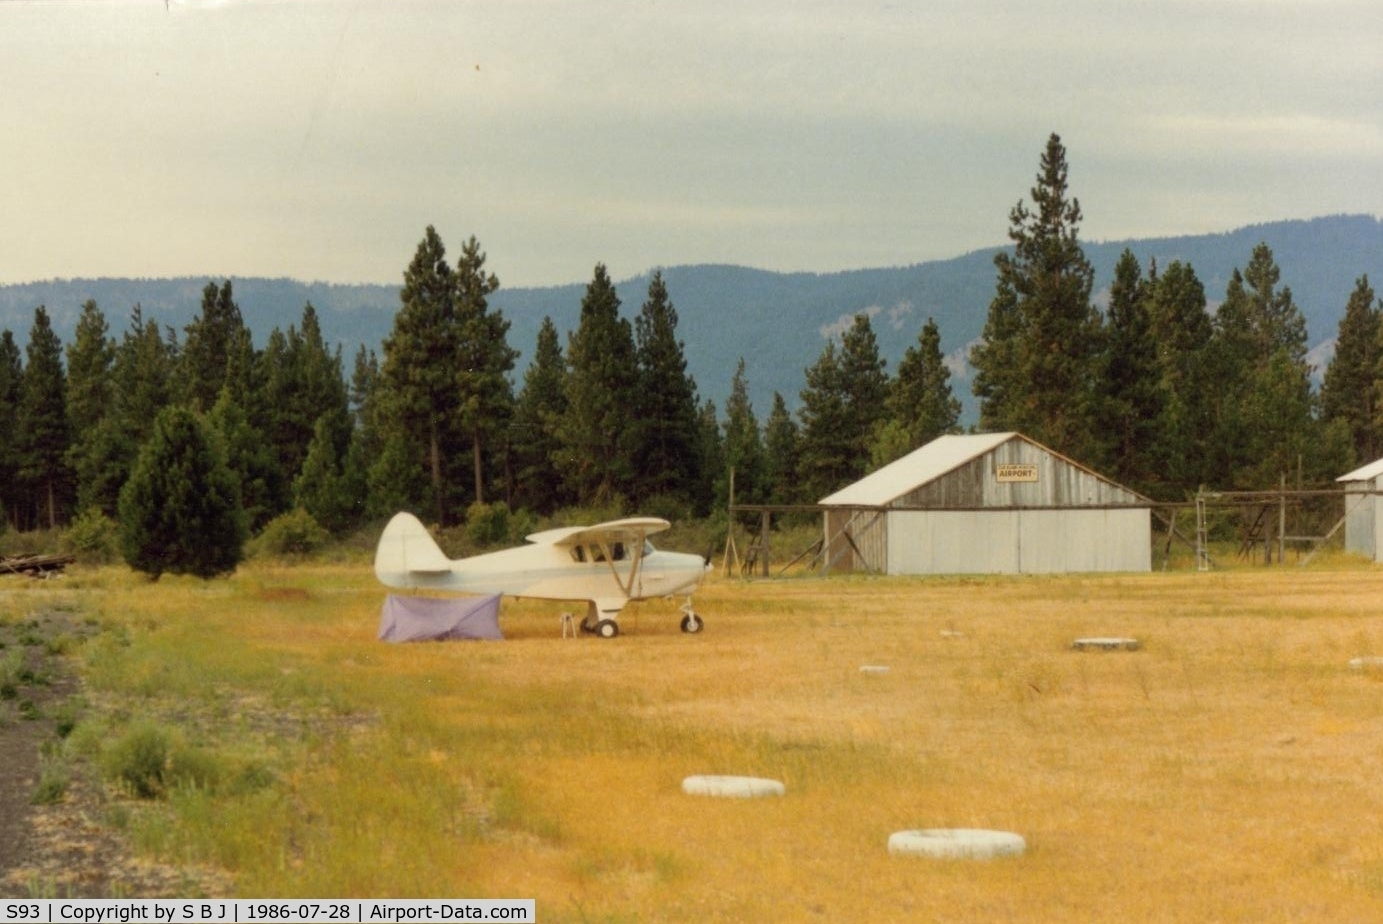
0 553 76 578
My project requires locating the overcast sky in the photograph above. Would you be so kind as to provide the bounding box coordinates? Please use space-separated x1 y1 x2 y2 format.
3 0 1381 288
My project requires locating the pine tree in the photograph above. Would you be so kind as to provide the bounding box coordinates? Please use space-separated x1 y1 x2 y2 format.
118 405 246 580
0 331 22 528
1320 275 1380 463
1206 243 1316 487
207 387 285 532
557 264 639 506
453 236 517 505
971 133 1103 461
66 301 120 515
720 359 766 506
378 226 463 522
881 316 960 458
632 272 703 508
1144 261 1215 495
797 341 853 501
510 317 568 514
16 307 72 529
182 280 253 412
763 391 801 505
798 313 888 499
293 415 356 533
259 304 350 508
1101 251 1162 491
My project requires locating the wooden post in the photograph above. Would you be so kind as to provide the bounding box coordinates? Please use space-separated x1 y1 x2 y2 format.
759 510 771 577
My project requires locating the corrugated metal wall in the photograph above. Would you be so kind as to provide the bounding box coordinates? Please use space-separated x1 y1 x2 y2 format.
1343 484 1376 559
884 508 1150 574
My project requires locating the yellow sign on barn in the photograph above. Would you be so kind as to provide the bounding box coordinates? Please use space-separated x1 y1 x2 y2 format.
995 463 1038 483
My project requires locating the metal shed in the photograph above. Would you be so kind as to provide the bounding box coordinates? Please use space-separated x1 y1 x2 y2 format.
818 432 1152 575
1336 458 1383 560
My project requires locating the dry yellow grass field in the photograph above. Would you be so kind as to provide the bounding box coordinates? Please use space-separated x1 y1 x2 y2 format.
15 560 1383 922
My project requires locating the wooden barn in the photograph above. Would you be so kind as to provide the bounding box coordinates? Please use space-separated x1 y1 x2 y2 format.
818 432 1152 575
1336 457 1383 561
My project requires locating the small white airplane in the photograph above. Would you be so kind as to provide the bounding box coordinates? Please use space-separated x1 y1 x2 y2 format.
374 512 710 638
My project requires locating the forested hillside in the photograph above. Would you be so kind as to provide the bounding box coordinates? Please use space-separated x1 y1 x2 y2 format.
2 214 1379 420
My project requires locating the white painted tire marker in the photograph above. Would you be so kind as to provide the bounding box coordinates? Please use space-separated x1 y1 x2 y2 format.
888 828 1026 859
681 775 785 798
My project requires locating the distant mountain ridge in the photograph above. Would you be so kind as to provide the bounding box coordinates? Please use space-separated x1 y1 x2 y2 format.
1 214 1380 422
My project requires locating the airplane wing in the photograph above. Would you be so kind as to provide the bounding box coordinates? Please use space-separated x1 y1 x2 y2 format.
525 518 671 547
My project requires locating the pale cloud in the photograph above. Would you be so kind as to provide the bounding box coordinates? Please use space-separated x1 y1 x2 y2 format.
2 0 1381 286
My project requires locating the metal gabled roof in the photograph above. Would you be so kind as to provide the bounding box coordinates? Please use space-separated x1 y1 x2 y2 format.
1338 457 1383 483
819 432 1017 506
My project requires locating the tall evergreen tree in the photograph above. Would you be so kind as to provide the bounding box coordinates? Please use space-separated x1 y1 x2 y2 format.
346 345 384 521
1144 261 1215 495
182 280 253 412
877 316 960 463
260 304 350 504
720 358 766 506
799 313 888 498
763 391 801 506
16 307 72 529
294 415 356 533
65 300 119 514
557 264 639 506
0 331 22 528
377 226 462 523
1100 250 1162 491
118 405 246 580
207 387 285 532
971 132 1103 462
1320 275 1381 464
510 317 568 515
632 272 702 508
797 341 853 501
1207 243 1317 487
453 236 517 505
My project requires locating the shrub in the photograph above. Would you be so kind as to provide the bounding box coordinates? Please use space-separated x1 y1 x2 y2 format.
465 502 511 548
118 406 247 580
252 508 331 558
62 508 120 564
103 722 172 798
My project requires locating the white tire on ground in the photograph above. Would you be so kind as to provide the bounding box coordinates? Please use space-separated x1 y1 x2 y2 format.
888 828 1026 859
1071 637 1140 651
1348 656 1383 670
859 665 890 674
681 775 785 798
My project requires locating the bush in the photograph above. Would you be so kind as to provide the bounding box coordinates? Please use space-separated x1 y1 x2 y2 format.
118 406 247 580
62 508 120 564
251 508 331 558
466 501 521 548
103 722 172 798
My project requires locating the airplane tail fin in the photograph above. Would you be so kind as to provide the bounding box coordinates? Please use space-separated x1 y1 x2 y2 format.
374 512 453 586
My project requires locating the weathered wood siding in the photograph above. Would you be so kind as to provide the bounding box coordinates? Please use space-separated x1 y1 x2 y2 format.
893 439 1143 509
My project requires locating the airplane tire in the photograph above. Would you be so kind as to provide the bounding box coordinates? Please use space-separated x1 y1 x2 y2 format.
680 613 704 634
595 619 619 639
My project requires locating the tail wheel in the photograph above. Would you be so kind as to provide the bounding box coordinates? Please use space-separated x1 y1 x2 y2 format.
680 612 704 634
595 619 620 639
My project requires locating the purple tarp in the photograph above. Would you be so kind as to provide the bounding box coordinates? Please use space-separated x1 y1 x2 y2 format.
378 594 504 642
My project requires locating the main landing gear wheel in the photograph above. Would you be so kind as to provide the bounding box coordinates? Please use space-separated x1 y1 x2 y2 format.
594 619 620 639
680 612 704 634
